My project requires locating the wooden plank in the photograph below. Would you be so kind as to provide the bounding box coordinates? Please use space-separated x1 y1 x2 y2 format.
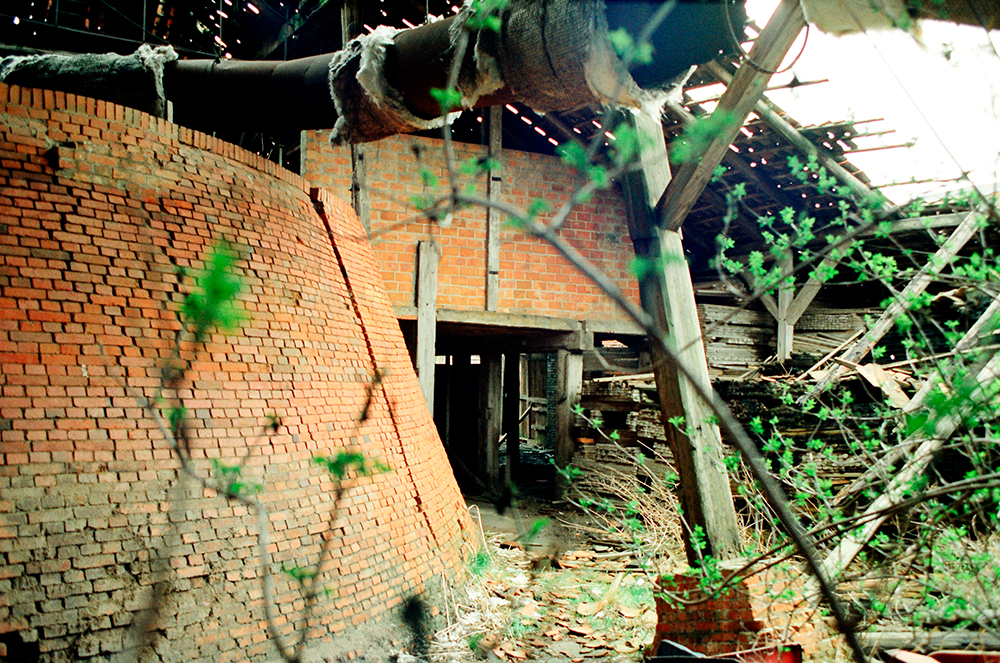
416 240 439 411
804 207 986 398
777 254 793 360
480 353 503 494
656 0 807 232
786 252 844 326
503 352 521 485
486 105 502 311
620 109 741 562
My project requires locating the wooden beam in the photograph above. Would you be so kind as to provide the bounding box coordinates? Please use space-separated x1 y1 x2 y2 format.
620 109 741 563
503 352 521 485
663 99 801 212
395 306 581 333
416 240 439 411
486 106 502 311
786 252 844 326
256 0 338 59
776 254 793 360
480 353 503 494
656 0 807 231
704 60 887 210
554 348 583 473
804 206 986 398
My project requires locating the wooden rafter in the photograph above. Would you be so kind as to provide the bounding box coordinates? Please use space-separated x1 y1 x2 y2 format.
656 0 807 232
254 0 339 59
705 60 887 210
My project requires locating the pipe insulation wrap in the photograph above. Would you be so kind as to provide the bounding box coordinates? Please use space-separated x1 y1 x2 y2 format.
0 45 178 118
484 0 666 113
329 26 461 145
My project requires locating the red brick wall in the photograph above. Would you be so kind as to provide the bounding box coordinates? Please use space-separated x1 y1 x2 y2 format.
0 84 472 661
301 131 641 322
652 566 845 660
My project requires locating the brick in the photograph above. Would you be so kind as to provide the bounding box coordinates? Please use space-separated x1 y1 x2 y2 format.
1 89 471 663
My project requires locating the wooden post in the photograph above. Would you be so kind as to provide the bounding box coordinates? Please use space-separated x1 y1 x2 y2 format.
620 109 741 563
416 240 439 412
486 106 502 311
503 351 521 485
555 348 583 471
777 253 794 361
480 353 503 494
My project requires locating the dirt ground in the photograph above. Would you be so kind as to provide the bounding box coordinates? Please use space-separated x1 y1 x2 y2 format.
421 498 663 663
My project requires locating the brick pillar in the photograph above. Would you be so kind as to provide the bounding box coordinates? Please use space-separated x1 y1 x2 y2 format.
650 564 845 661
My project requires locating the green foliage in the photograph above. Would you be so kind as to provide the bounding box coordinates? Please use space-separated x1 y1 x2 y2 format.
210 458 262 498
429 87 462 114
465 0 509 32
313 451 390 481
519 517 550 547
181 242 244 343
467 550 492 576
670 112 736 166
607 28 654 65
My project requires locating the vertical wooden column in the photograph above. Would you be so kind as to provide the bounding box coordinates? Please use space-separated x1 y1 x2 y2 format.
416 240 439 412
620 110 741 563
503 351 521 485
485 106 503 311
480 353 504 494
554 348 583 471
776 254 794 361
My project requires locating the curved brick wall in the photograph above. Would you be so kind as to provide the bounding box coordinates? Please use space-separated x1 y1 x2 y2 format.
0 84 472 661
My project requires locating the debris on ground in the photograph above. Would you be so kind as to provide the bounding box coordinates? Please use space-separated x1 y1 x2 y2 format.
427 533 658 662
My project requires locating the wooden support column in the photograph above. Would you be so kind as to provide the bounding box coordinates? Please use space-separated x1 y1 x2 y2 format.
620 110 741 563
480 353 503 494
656 0 807 231
503 351 521 485
554 348 583 472
776 254 794 361
416 240 439 412
486 106 502 311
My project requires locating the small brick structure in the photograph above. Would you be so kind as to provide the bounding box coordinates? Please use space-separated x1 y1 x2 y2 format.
0 84 473 661
651 564 846 661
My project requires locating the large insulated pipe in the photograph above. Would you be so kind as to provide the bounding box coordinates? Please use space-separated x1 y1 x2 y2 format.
164 1 745 142
1 1 747 143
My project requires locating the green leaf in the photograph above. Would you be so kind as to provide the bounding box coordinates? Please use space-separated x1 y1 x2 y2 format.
182 242 245 343
429 87 463 114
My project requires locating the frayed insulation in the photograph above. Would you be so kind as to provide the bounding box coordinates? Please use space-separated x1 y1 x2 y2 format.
328 0 673 144
0 45 178 118
329 26 461 145
467 0 666 114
